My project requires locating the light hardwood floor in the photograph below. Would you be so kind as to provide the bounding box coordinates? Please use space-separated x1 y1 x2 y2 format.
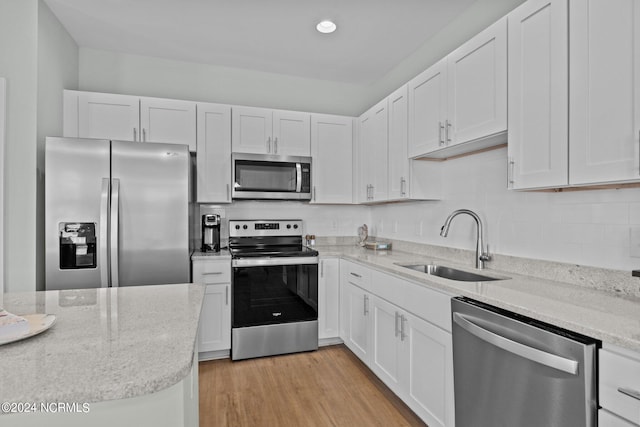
199 345 427 427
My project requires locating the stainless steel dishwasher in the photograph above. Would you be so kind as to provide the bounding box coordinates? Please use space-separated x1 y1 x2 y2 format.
451 297 599 427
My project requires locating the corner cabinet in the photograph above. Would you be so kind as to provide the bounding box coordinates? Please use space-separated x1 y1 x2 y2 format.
196 103 232 203
231 106 310 156
64 90 197 151
359 98 389 203
192 257 231 360
408 17 507 159
339 260 455 427
310 114 354 204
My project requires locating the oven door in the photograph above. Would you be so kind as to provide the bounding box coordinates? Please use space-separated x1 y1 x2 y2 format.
232 257 318 328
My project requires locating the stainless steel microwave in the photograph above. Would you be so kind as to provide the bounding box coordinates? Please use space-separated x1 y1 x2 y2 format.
232 153 312 200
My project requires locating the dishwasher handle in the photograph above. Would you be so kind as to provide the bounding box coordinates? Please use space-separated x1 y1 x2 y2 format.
453 312 579 375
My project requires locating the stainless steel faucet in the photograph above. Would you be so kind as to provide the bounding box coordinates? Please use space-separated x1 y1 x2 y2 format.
440 209 491 269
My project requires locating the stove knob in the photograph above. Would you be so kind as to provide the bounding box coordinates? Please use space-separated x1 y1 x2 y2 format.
287 224 291 229
243 225 248 230
235 225 240 230
293 224 299 229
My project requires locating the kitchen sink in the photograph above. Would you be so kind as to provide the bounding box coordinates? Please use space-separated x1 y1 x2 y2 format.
397 264 509 282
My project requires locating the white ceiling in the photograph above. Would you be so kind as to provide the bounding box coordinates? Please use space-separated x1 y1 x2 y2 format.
43 0 476 85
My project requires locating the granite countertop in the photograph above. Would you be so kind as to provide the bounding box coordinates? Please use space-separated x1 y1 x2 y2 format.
191 249 232 260
0 283 205 405
317 244 640 353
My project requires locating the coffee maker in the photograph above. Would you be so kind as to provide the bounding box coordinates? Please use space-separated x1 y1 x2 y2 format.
201 214 221 252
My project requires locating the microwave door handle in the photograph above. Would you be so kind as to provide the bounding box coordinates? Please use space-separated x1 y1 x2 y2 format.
296 163 302 193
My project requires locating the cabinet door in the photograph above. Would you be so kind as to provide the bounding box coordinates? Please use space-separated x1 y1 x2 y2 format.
318 258 340 340
78 92 140 141
358 111 374 203
508 0 569 189
388 86 410 200
198 283 231 354
400 312 454 427
366 99 389 202
311 114 353 204
370 296 402 394
196 103 232 203
447 17 507 147
231 106 272 154
272 110 311 156
140 98 196 151
408 59 447 158
569 0 640 185
345 283 371 363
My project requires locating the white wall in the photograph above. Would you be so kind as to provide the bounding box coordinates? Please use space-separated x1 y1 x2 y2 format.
370 148 640 271
78 48 370 116
0 77 6 303
0 0 39 293
36 0 79 290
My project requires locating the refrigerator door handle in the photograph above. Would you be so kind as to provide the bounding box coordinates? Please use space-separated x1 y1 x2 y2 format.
453 312 579 375
110 178 120 287
99 178 110 288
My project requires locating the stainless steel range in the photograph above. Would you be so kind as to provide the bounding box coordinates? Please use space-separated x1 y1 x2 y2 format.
229 219 319 360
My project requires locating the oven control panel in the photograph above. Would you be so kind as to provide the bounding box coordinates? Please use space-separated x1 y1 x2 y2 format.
229 220 303 237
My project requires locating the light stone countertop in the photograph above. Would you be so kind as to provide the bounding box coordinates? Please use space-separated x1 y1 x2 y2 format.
191 249 231 260
317 244 640 353
0 283 205 405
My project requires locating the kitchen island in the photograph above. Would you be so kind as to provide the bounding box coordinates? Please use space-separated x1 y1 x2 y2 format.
0 283 204 427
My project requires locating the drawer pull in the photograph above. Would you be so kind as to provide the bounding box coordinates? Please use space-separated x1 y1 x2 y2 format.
350 272 362 278
203 271 224 275
618 387 640 401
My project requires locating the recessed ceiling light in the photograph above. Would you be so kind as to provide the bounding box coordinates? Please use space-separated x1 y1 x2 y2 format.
316 20 337 34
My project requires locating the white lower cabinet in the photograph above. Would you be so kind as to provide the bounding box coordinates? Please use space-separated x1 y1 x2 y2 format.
318 257 340 341
339 260 454 426
192 258 231 360
599 343 640 426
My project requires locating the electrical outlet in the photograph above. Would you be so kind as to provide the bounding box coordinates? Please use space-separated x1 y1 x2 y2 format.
630 227 640 258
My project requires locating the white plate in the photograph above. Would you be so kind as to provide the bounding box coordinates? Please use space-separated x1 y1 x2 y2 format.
0 314 56 346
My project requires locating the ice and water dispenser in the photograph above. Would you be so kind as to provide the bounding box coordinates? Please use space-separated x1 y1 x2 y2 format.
58 222 97 269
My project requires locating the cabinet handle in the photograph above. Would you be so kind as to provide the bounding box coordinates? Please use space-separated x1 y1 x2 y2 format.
618 387 640 401
142 128 146 142
320 260 324 278
227 183 230 201
313 186 316 202
400 177 406 196
508 157 515 187
370 185 374 200
400 314 407 341
638 130 640 175
274 137 278 154
438 121 445 146
395 312 400 337
364 295 369 315
225 286 229 306
267 137 271 153
133 128 137 142
445 120 452 143
350 272 362 278
203 271 223 276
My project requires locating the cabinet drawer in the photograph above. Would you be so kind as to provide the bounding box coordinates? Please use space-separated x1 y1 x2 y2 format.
599 409 638 427
192 260 231 284
600 346 640 425
340 260 371 289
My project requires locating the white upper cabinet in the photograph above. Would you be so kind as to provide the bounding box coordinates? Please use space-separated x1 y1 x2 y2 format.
232 106 310 156
569 0 640 185
139 98 196 151
408 59 448 158
65 90 197 151
196 102 232 203
272 110 311 156
388 86 410 200
508 0 569 189
310 114 354 204
447 17 507 149
359 98 389 202
72 91 140 141
408 18 507 159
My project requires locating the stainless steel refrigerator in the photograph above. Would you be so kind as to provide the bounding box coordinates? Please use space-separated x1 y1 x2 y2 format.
45 137 190 290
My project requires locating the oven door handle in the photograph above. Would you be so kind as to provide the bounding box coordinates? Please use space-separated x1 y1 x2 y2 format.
232 257 319 268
